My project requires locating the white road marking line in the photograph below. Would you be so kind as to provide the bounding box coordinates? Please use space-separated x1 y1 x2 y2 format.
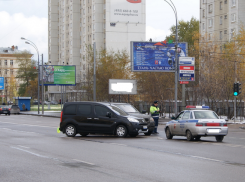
230 145 243 148
158 137 164 140
18 145 30 149
11 146 49 159
73 159 95 166
2 128 42 135
0 121 56 128
109 143 127 147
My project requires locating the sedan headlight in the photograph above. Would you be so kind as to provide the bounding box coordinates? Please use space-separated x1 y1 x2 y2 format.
127 117 139 123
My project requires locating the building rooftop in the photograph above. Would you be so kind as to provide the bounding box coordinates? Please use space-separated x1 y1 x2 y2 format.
0 46 21 54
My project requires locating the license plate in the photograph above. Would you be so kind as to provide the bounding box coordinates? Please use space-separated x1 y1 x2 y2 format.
143 126 147 129
207 129 220 133
3 111 7 113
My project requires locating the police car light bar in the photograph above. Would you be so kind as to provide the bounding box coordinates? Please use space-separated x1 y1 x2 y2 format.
186 105 210 109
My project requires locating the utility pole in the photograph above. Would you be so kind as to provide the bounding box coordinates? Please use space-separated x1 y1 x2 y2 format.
93 42 96 101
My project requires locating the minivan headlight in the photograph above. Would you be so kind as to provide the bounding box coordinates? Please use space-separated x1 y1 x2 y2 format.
127 117 139 123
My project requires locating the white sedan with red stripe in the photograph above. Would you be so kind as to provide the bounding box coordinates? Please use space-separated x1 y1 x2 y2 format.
165 106 228 142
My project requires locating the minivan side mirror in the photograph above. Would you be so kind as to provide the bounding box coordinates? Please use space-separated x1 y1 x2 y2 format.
141 110 146 114
106 112 112 118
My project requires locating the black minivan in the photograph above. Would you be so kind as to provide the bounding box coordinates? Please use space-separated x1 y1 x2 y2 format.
59 102 150 137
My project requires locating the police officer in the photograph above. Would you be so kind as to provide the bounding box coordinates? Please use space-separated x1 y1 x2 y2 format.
150 101 160 134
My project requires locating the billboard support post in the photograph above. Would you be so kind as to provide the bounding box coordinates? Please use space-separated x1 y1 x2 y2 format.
93 42 96 101
42 54 44 115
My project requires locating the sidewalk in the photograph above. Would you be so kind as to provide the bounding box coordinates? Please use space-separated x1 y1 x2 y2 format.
20 111 61 118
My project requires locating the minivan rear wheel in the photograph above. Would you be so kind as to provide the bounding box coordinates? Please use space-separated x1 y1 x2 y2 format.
65 124 76 137
116 125 128 137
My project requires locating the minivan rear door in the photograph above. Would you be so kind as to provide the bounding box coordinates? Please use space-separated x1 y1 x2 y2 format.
93 105 116 133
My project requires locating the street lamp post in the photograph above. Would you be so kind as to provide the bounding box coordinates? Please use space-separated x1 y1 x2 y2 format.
164 0 178 116
21 37 40 114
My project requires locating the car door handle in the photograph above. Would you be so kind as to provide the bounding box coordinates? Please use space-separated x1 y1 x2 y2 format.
94 118 99 120
87 118 92 119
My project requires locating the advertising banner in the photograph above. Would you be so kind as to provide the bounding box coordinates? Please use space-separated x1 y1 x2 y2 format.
40 65 76 86
110 0 142 23
109 79 137 95
0 77 4 90
131 41 188 72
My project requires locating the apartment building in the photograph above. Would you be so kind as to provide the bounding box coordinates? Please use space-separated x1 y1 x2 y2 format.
0 46 23 102
48 0 146 101
200 0 245 42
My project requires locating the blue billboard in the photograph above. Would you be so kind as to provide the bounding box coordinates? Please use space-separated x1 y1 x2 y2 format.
0 77 4 90
131 41 188 72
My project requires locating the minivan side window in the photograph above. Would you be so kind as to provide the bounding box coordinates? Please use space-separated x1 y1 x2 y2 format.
64 105 76 115
77 104 91 115
95 105 112 117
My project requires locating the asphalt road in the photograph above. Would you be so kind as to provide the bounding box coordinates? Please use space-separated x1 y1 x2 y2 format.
0 115 245 182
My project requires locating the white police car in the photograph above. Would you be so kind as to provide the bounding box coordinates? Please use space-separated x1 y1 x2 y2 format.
165 106 228 142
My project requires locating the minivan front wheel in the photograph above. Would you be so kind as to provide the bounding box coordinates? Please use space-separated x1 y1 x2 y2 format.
116 125 128 137
65 124 76 137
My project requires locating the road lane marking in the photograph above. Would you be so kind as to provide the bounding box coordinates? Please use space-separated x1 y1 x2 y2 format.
0 121 56 128
18 145 30 149
11 146 49 159
73 159 95 166
157 137 164 140
2 128 42 135
110 143 127 147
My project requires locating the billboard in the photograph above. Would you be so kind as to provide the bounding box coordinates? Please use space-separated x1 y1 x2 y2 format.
0 77 4 90
131 41 188 72
110 0 142 23
39 65 76 86
109 79 137 95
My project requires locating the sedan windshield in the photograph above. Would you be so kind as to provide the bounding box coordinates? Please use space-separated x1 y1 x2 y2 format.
115 104 139 113
194 111 219 119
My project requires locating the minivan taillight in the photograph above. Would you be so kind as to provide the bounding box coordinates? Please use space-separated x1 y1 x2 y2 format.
60 111 63 123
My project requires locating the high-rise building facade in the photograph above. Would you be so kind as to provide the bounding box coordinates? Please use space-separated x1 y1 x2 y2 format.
200 0 245 42
48 0 146 101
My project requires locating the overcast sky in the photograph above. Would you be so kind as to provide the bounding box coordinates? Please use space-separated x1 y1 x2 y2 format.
0 0 199 62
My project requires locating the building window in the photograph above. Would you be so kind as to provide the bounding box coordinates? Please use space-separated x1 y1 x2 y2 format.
10 60 13 65
0 60 1 65
202 23 205 31
220 31 222 40
10 70 13 75
208 19 213 27
224 30 227 34
209 33 212 40
232 0 236 6
231 14 236 22
220 16 223 25
203 9 205 17
5 70 7 74
93 34 95 40
231 29 235 37
224 0 227 4
220 1 222 10
224 15 227 19
4 60 7 65
208 4 213 13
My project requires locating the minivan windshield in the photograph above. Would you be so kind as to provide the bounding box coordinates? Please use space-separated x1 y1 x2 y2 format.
115 104 139 113
194 111 219 119
108 105 128 116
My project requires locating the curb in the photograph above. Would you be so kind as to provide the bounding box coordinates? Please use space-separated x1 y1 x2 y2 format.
20 113 60 118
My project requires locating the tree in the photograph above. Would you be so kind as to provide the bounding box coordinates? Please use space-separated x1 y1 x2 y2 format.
85 48 132 101
8 75 18 100
15 51 38 96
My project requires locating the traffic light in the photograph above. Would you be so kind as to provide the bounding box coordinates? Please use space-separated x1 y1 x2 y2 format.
233 82 242 96
233 83 238 96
